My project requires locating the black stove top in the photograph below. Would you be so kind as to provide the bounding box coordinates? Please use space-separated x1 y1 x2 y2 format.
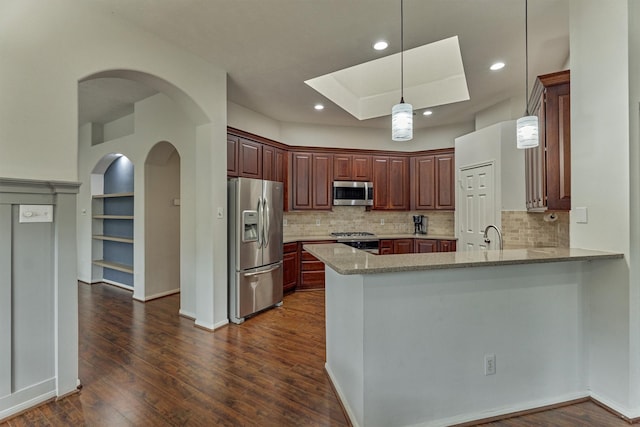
330 231 376 238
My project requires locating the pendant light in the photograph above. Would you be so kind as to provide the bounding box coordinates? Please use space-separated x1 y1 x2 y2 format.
392 0 413 141
516 0 539 149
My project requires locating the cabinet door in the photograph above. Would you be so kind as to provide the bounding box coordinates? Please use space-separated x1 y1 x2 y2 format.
545 82 571 211
312 153 333 210
333 154 352 181
415 239 438 253
438 240 457 252
412 155 435 210
435 153 455 210
352 155 372 181
283 250 298 293
372 157 390 209
389 157 409 210
227 134 239 176
262 145 276 181
238 138 262 178
379 239 394 255
292 152 313 210
274 148 286 183
393 239 414 254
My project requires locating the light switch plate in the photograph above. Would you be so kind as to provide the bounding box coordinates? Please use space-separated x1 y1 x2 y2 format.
19 205 53 223
574 207 588 224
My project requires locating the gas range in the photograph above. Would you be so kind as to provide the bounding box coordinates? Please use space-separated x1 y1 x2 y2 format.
330 231 379 253
330 231 377 241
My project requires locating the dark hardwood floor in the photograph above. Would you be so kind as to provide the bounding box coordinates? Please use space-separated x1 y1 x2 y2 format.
0 282 634 426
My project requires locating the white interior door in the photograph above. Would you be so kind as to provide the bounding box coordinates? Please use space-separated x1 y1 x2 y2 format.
458 162 496 251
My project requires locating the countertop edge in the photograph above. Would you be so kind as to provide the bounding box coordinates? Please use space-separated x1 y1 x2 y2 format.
303 243 624 275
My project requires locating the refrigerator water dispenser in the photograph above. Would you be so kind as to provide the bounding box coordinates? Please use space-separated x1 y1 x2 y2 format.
242 210 259 242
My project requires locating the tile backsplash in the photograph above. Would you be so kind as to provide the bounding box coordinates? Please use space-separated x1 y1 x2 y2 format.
501 211 570 248
284 206 455 237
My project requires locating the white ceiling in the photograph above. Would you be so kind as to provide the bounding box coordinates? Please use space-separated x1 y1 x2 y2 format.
79 0 570 132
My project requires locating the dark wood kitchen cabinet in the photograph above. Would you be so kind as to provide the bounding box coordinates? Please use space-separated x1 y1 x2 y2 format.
379 239 394 255
298 240 336 290
333 154 372 181
393 239 414 254
414 239 438 253
238 138 262 179
411 150 455 211
372 156 409 210
291 152 333 210
283 242 298 293
227 134 239 176
525 70 571 211
438 239 457 252
263 145 285 182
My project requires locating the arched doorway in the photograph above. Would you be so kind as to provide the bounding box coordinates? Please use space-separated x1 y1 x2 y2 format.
144 141 181 300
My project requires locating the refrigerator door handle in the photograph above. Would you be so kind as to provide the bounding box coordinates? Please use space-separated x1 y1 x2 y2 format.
262 197 270 247
256 197 264 248
243 263 281 277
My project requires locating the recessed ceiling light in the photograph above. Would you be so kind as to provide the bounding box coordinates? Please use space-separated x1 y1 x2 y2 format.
373 41 388 51
314 104 324 110
490 62 505 71
423 110 433 116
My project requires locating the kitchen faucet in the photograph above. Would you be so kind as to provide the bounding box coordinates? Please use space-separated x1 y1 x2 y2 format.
483 224 503 250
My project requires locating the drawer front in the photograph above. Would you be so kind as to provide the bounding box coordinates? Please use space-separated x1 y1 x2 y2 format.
302 260 325 271
283 242 298 254
301 251 320 261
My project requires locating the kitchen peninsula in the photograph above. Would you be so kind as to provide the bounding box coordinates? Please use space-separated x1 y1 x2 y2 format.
304 243 623 427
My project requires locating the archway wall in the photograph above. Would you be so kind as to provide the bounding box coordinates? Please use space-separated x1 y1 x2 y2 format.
78 92 200 308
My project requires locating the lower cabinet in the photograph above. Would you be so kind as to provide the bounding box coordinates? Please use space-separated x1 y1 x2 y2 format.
381 238 457 254
438 239 457 252
393 239 414 254
283 242 298 293
414 239 438 253
298 240 336 290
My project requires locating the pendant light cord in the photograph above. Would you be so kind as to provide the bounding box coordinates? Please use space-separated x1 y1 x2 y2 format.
400 0 405 104
524 0 529 115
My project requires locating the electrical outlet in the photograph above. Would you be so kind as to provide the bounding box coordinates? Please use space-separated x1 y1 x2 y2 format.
380 219 385 225
316 219 321 226
283 218 288 226
484 353 496 376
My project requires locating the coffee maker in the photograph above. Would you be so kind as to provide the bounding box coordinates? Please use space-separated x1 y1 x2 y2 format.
413 215 427 235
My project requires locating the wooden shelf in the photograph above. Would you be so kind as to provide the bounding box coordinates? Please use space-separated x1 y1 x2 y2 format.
92 260 134 274
92 192 134 199
92 215 134 220
92 235 133 244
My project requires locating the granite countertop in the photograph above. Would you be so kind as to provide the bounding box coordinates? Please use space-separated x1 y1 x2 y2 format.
283 234 457 244
303 243 623 275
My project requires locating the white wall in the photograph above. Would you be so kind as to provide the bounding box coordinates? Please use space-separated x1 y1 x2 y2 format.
570 0 635 415
145 145 181 300
454 121 525 237
228 100 473 150
0 3 229 410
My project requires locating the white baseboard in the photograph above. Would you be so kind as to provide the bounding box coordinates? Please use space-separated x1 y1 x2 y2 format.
179 309 196 320
214 318 229 330
137 288 180 302
590 392 640 420
416 392 590 427
324 363 360 427
101 279 133 291
0 378 56 422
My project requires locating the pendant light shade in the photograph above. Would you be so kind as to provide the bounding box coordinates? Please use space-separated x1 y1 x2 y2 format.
391 0 413 141
516 115 539 149
517 0 539 149
392 101 413 141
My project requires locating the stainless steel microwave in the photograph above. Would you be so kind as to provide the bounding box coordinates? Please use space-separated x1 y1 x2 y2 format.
333 181 373 206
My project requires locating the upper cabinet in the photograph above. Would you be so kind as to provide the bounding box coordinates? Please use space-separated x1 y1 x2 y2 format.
227 127 455 212
525 70 571 211
372 156 409 210
291 152 333 210
227 129 286 183
411 150 455 211
333 154 372 181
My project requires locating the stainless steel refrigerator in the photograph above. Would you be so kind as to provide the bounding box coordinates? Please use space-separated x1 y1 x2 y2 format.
228 177 284 324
